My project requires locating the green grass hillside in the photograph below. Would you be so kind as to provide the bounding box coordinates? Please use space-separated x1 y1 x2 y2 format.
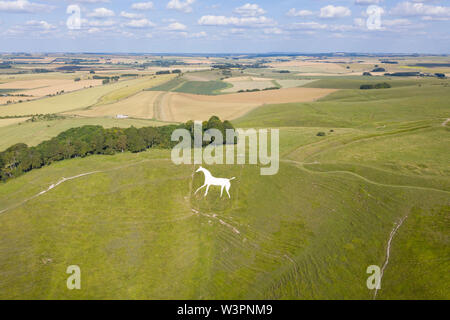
0 77 448 300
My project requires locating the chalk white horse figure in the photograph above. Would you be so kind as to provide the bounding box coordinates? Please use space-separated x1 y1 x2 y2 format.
195 167 235 198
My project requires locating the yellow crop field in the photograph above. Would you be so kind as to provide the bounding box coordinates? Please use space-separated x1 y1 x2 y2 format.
160 87 337 122
0 117 30 128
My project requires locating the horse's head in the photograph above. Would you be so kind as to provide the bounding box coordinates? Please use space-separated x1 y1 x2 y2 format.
196 166 204 173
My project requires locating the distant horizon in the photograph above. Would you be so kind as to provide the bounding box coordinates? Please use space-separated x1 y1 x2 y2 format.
1 1 449 54
1 52 449 56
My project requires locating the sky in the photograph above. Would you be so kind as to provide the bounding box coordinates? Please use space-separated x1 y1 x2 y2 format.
0 0 449 53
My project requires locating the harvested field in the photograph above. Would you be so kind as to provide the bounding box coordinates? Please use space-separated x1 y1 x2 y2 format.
159 87 337 122
221 76 278 93
73 91 161 119
0 79 103 104
0 117 30 127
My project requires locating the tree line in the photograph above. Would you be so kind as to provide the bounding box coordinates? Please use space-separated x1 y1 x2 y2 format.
0 116 234 183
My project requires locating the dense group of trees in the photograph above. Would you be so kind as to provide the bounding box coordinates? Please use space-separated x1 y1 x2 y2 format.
360 82 391 90
0 117 235 183
156 70 181 75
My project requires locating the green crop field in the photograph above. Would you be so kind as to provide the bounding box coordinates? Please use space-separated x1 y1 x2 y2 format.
0 75 448 299
174 80 232 95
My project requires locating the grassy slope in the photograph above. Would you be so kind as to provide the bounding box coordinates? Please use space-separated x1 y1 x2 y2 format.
234 85 450 128
0 79 448 300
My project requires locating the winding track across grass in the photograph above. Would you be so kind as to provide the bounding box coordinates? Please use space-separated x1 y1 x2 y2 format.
442 118 450 127
374 215 408 300
0 159 167 216
281 159 450 195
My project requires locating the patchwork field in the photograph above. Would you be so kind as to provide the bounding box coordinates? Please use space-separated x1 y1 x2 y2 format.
0 75 175 117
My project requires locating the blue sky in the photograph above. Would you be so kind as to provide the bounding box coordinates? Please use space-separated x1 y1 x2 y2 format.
0 0 449 53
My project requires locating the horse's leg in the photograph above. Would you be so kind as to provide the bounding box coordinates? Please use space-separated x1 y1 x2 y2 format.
194 184 206 195
226 185 231 198
220 186 224 198
204 184 211 197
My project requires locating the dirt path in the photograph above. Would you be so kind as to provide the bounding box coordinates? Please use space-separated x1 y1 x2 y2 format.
0 159 167 216
0 171 100 216
191 209 241 235
374 215 408 300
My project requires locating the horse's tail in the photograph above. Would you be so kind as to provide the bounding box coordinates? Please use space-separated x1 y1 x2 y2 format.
229 177 236 181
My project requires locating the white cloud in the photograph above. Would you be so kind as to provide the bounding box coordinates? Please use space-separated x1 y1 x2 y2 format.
383 19 412 27
187 31 207 38
120 11 144 19
167 0 195 13
319 5 351 19
73 0 111 3
131 2 154 11
26 20 55 30
166 22 187 31
355 0 383 5
88 7 115 18
263 27 283 34
0 0 53 13
391 2 450 17
124 18 155 28
88 19 115 27
287 8 313 17
234 3 266 17
198 15 276 27
289 22 327 30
